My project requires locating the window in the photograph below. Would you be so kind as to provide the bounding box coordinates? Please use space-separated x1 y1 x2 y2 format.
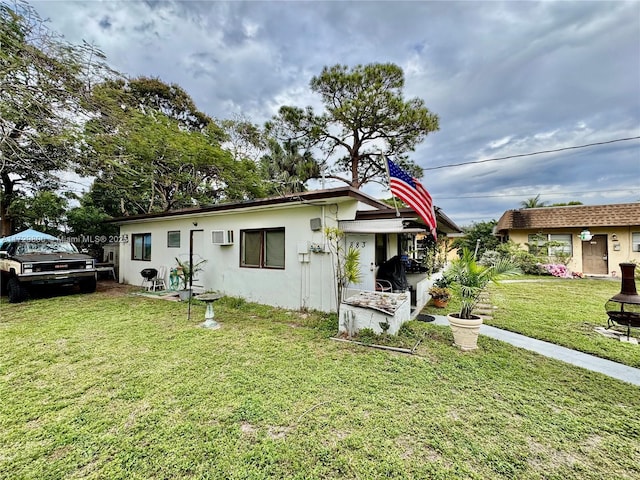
548 234 572 257
527 233 546 255
375 234 388 265
633 232 640 252
167 230 181 248
240 228 285 269
132 233 152 261
527 233 572 256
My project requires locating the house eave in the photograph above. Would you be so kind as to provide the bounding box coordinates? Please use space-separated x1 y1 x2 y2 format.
107 186 392 225
355 207 462 234
496 202 640 232
339 219 426 234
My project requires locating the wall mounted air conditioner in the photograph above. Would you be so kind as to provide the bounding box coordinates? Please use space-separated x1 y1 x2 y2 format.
211 230 234 245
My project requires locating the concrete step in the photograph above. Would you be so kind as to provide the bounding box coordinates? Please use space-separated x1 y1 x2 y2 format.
475 303 495 309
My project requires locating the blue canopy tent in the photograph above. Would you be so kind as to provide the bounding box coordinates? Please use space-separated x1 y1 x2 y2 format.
0 228 58 244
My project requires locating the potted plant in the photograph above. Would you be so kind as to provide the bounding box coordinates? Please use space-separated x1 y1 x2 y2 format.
446 248 520 350
174 257 207 300
428 280 452 308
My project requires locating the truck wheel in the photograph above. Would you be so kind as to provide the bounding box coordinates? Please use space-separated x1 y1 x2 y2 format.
7 277 28 303
79 277 97 293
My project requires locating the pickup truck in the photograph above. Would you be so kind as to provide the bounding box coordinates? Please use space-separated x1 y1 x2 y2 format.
0 238 97 303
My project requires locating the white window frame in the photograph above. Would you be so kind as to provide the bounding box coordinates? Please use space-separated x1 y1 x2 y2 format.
548 234 572 256
632 232 640 252
527 233 572 256
167 230 181 248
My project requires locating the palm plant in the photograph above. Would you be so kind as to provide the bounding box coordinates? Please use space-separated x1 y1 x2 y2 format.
447 248 521 319
520 194 546 209
324 227 362 310
174 257 207 290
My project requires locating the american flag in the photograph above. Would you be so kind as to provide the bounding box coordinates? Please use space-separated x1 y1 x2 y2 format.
386 157 437 239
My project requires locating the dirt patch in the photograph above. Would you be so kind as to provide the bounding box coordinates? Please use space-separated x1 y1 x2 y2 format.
1 280 139 302
96 280 140 297
240 422 257 436
267 425 292 439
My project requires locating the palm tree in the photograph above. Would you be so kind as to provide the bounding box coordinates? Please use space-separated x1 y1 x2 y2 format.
260 139 320 195
446 248 521 319
520 194 546 208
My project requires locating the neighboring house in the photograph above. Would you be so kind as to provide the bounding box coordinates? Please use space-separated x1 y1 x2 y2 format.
495 202 640 276
109 186 461 314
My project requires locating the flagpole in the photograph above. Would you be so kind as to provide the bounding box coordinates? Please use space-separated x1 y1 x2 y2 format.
382 154 401 218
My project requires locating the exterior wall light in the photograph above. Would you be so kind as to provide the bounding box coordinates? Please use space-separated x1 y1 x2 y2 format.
579 228 593 241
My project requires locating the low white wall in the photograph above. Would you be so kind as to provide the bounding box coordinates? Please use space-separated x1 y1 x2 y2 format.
412 276 431 317
339 292 411 336
406 272 444 319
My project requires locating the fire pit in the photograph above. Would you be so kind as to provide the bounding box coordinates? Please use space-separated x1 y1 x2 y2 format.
605 263 640 340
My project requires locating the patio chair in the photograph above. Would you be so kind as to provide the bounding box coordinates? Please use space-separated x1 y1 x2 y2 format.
140 267 166 291
149 266 167 291
375 279 393 292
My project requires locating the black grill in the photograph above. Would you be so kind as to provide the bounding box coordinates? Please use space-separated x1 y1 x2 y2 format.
140 268 158 281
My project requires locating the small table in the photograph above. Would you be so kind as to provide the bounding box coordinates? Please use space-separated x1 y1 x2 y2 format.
195 293 223 329
95 263 117 280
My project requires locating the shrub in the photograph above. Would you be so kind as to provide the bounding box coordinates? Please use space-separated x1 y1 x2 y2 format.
220 296 247 309
428 286 451 301
540 263 571 278
478 249 501 266
355 328 377 344
493 241 547 275
433 275 451 289
512 250 548 275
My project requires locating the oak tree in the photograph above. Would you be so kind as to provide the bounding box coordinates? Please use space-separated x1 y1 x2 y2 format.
0 1 113 235
84 77 264 216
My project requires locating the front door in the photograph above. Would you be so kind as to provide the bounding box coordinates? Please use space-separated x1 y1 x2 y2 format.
190 229 207 288
345 234 375 291
582 234 608 275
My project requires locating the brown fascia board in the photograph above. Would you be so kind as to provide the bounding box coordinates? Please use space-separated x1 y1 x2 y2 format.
106 186 392 225
496 202 640 232
356 207 463 234
434 207 463 233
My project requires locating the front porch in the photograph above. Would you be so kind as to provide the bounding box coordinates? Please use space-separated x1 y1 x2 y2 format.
340 270 441 336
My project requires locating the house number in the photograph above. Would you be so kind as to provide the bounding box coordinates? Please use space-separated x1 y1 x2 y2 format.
349 241 366 249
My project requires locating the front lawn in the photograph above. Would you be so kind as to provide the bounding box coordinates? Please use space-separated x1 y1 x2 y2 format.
1 286 639 479
485 278 639 367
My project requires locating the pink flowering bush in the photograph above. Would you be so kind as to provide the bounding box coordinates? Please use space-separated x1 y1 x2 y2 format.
540 263 571 278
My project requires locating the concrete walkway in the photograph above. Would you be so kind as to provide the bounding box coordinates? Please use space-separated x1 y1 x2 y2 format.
430 315 640 387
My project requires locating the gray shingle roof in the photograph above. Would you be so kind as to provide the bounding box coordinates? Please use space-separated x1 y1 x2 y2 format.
496 203 640 231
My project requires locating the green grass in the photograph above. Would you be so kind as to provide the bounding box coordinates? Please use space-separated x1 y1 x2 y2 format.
483 278 640 367
1 286 639 479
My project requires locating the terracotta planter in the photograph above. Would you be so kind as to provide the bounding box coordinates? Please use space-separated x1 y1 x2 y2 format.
447 313 483 351
433 298 449 308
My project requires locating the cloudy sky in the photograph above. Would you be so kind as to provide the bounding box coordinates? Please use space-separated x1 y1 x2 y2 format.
32 0 640 226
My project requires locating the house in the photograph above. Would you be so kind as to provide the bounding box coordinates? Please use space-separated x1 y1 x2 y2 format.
495 202 640 276
109 186 461 316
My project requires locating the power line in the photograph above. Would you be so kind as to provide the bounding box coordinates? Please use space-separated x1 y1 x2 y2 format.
424 136 640 171
436 188 640 200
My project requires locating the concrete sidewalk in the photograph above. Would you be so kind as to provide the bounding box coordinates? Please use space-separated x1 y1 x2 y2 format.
430 315 640 387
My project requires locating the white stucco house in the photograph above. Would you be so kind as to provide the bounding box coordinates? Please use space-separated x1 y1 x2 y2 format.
109 186 461 324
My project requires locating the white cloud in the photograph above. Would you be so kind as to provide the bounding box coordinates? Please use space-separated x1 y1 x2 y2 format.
29 0 640 226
